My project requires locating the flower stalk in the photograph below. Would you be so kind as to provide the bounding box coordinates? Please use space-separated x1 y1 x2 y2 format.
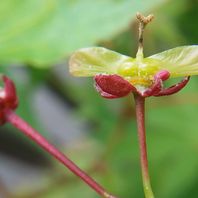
4 108 117 198
134 13 155 198
134 94 154 198
6 109 117 198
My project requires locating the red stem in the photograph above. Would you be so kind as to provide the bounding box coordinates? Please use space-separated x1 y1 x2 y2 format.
4 109 117 198
134 94 154 198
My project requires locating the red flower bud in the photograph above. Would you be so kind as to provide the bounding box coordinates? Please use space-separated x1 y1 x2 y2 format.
94 74 136 99
0 76 18 125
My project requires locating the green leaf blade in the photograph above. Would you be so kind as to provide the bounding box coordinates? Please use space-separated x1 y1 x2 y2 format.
0 0 166 67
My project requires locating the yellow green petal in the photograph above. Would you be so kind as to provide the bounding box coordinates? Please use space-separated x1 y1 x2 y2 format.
148 45 198 77
69 47 133 77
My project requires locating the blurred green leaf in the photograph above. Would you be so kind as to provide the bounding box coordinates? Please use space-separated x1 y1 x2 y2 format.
1 0 198 198
15 138 103 198
0 0 166 67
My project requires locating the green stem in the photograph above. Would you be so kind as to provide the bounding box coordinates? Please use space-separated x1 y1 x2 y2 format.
134 94 154 198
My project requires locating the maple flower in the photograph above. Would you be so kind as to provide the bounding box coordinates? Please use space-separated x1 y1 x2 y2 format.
69 12 198 198
69 44 198 98
69 13 197 99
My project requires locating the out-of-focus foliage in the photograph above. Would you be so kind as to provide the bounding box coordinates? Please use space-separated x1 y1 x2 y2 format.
0 0 165 67
0 0 198 198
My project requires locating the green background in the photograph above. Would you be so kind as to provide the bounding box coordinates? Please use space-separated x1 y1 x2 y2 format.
0 0 197 197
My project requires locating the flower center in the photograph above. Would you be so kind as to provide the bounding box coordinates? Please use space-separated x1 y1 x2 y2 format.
128 77 153 87
118 58 161 87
